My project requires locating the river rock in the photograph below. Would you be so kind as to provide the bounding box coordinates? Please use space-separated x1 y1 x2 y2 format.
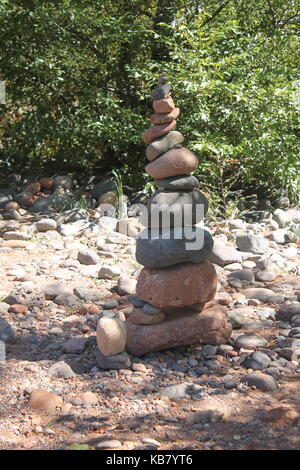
146 131 184 161
150 107 180 125
48 361 76 379
244 288 284 303
276 302 300 322
128 308 166 325
97 317 126 356
29 194 72 213
126 305 232 355
38 177 54 190
96 351 131 369
78 248 100 265
236 234 269 254
136 260 217 308
235 333 267 349
36 218 57 231
142 120 177 144
145 147 198 179
151 82 171 100
139 189 208 228
117 274 137 296
4 287 46 308
255 271 276 282
53 175 72 191
154 174 199 190
228 269 255 282
28 390 63 412
153 96 175 113
0 317 16 343
136 227 213 268
273 208 292 227
270 229 289 244
241 372 278 392
3 231 31 241
209 242 243 266
242 351 272 370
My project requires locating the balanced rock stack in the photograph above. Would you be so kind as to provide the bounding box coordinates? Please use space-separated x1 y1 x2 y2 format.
125 75 232 356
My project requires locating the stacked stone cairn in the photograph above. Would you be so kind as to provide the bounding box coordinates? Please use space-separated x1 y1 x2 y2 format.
125 74 232 356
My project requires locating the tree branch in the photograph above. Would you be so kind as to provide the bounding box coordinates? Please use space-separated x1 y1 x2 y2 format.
200 0 231 27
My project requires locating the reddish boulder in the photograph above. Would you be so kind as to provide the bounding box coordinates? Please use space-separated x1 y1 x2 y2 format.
38 177 54 190
79 303 101 315
20 195 39 208
150 107 180 124
153 96 175 113
4 201 19 211
8 304 28 314
126 305 232 355
142 120 176 144
136 260 217 308
145 147 198 179
24 183 41 195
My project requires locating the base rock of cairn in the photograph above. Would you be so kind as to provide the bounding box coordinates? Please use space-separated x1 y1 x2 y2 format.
126 305 232 356
126 74 232 355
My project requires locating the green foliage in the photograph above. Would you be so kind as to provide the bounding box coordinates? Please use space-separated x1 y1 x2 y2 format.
68 443 90 451
0 0 299 202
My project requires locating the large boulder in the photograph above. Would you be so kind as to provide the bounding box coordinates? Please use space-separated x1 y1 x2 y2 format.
126 305 232 356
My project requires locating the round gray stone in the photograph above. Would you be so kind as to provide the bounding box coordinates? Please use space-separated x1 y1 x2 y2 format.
139 189 208 228
136 227 214 269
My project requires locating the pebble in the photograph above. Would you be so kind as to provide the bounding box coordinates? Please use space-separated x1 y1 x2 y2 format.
241 372 278 392
98 265 122 279
95 440 122 450
235 334 267 349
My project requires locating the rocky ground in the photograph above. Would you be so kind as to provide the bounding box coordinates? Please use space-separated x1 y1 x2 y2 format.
0 203 300 451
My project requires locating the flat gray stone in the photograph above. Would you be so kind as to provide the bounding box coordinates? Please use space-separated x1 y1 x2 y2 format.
159 382 200 400
228 269 255 281
30 194 72 214
244 288 284 304
235 333 267 349
155 174 199 190
96 351 131 370
209 242 242 266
